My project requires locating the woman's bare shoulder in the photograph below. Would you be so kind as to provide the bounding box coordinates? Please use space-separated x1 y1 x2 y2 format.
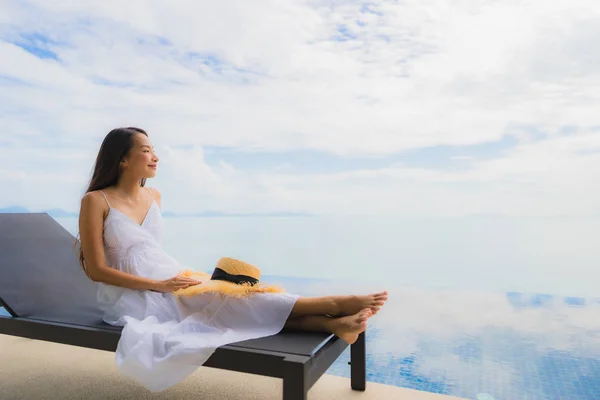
147 186 162 206
81 190 105 203
80 191 109 215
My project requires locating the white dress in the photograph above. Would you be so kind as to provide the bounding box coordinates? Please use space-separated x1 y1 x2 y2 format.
96 189 300 392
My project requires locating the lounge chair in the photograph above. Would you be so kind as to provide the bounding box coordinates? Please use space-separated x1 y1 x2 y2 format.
0 213 366 400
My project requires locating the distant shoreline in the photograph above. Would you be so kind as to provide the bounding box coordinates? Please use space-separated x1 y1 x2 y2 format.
0 207 313 219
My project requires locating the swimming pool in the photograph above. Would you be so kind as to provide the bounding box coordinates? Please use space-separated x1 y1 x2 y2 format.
281 278 600 400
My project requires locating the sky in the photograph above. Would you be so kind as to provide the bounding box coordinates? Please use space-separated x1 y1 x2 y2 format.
0 0 599 216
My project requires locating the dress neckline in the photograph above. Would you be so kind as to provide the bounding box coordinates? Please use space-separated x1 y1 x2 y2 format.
106 200 156 227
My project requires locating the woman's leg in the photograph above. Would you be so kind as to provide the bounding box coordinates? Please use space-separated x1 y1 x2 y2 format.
285 308 372 344
289 291 388 318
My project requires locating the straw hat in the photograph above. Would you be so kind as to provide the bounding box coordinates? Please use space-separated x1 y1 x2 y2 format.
174 257 285 298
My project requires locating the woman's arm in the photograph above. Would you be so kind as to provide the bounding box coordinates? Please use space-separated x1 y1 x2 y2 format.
78 191 160 290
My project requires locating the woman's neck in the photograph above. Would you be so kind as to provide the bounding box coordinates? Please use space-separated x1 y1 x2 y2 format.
114 176 143 199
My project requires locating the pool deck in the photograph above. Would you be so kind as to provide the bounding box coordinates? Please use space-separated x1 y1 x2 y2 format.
0 334 465 400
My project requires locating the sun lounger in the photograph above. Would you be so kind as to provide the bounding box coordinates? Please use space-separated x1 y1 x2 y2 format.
0 213 366 400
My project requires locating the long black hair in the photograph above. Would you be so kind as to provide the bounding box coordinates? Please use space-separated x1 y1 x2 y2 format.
77 127 148 273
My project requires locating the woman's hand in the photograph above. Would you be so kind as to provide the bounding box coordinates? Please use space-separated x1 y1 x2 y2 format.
152 274 202 293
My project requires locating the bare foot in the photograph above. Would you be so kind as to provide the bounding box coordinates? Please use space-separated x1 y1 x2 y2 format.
330 308 372 344
332 291 388 316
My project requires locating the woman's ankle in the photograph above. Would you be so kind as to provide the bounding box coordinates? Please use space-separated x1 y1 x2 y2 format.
327 296 341 316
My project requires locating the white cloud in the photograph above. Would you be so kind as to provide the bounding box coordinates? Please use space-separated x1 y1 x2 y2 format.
0 0 599 215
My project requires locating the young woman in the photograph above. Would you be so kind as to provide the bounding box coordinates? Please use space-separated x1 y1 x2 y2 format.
78 127 387 391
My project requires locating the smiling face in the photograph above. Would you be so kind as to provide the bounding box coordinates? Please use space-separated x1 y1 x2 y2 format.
121 133 159 179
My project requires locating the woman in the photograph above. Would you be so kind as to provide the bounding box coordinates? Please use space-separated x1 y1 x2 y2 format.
78 127 387 391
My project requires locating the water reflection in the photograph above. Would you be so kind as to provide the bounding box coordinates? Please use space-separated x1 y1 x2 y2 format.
270 276 600 400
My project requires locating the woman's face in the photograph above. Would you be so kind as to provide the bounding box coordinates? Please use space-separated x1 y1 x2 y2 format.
122 133 159 178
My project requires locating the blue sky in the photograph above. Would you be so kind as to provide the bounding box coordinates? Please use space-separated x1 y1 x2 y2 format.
200 135 518 174
0 0 599 216
7 32 60 60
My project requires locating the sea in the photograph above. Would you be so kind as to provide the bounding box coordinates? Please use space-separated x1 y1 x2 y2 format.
7 215 600 399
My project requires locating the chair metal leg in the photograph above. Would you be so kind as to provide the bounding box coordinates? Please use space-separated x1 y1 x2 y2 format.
283 355 308 400
350 332 366 391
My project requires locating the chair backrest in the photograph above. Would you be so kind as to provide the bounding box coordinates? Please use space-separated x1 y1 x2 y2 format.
0 213 106 326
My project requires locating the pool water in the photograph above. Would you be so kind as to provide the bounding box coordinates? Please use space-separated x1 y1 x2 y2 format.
279 278 600 400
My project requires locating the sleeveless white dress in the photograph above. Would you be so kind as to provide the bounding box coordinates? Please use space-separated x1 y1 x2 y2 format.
96 189 300 392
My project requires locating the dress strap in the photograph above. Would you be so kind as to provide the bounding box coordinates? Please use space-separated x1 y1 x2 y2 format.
98 190 111 207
